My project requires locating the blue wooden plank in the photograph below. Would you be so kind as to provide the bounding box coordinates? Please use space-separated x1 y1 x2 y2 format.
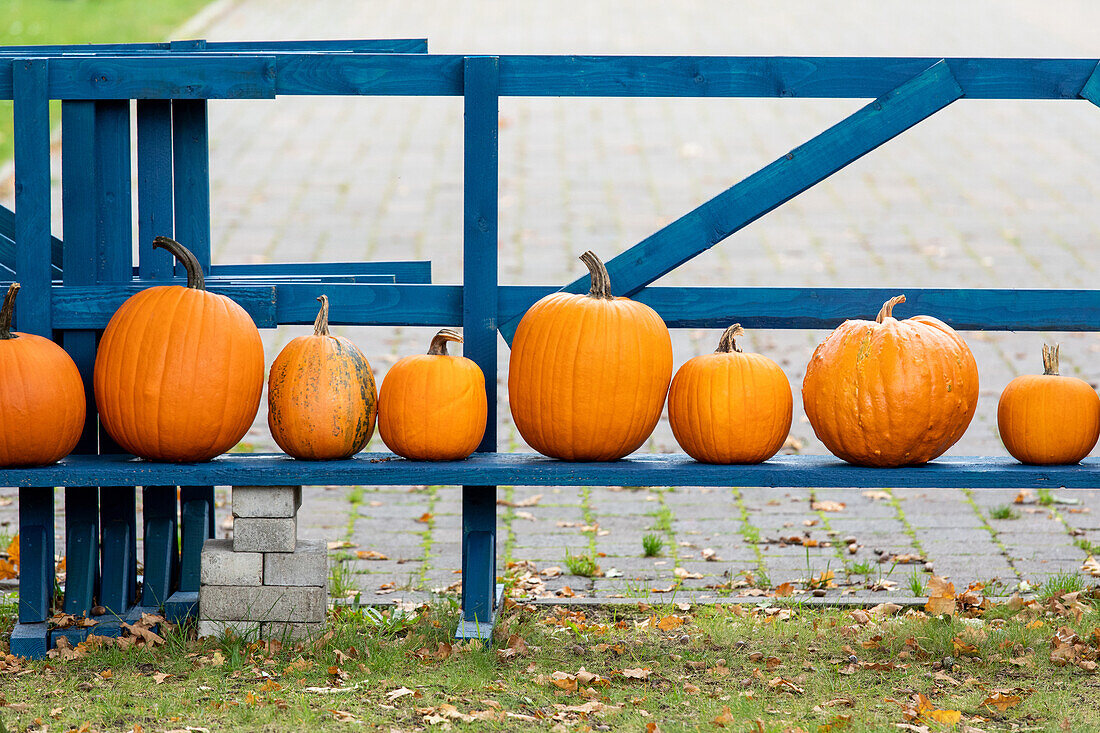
497 60 963 341
1078 61 1100 107
0 204 63 275
17 488 54 624
99 486 136 614
136 100 175 278
94 100 134 282
12 59 52 335
178 486 214 593
10 622 49 659
210 260 431 282
461 56 500 630
272 53 464 95
7 453 1100 489
52 284 277 329
272 283 461 326
62 491 99 616
140 486 179 608
0 56 276 100
172 100 211 274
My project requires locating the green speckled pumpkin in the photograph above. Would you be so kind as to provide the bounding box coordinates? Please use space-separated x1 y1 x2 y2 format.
268 295 377 460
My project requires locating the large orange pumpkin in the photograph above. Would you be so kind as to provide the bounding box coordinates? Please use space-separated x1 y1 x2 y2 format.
508 251 673 461
802 295 979 467
668 324 792 464
998 344 1100 465
94 237 264 462
268 295 377 460
378 329 486 461
0 283 86 467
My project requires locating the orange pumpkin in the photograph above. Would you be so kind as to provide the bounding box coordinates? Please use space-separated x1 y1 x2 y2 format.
268 295 377 460
378 329 486 461
802 295 979 467
0 283 86 467
668 324 792 464
94 237 264 462
508 251 673 461
998 344 1100 465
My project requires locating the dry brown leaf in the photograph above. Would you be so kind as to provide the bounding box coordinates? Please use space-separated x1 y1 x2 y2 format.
774 582 794 597
811 500 846 512
415 512 434 523
980 691 1022 712
924 576 956 616
656 615 685 631
712 706 736 727
355 550 388 560
622 667 652 680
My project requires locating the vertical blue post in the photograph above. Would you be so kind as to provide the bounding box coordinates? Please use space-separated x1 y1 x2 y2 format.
168 84 213 620
136 99 178 608
60 100 100 617
94 100 137 616
11 58 54 658
458 56 499 638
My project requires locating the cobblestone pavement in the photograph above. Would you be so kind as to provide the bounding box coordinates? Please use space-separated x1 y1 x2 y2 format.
5 1 1100 605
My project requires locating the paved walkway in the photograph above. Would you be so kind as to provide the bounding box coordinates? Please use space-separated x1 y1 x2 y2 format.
5 0 1100 603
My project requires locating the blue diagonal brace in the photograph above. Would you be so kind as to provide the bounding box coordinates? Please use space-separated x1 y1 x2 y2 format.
497 59 963 343
1077 61 1100 107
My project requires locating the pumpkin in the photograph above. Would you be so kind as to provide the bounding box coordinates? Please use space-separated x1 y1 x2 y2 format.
0 283 86 467
802 295 979 467
508 251 673 461
998 344 1100 465
378 329 486 460
268 295 377 460
668 324 792 464
94 237 264 462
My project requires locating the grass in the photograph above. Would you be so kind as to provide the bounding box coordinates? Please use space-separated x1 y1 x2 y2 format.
0 0 213 164
848 560 876 577
908 570 926 597
1040 572 1086 599
641 532 665 558
989 504 1021 520
1037 488 1056 507
4 591 1100 731
1075 538 1100 556
563 548 599 578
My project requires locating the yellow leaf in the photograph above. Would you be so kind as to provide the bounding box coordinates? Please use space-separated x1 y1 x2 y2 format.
981 691 1022 712
712 706 736 726
924 708 961 725
99 669 113 679
656 615 685 631
774 582 794 597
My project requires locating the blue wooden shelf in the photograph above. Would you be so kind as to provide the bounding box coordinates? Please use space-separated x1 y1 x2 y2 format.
2 452 1097 489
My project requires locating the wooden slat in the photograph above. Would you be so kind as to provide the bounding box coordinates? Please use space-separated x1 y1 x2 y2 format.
272 53 463 95
12 59 52 335
210 260 431 282
172 100 211 274
136 100 175 278
52 284 278 329
0 204 63 275
497 60 963 341
272 283 461 326
6 453 1100 489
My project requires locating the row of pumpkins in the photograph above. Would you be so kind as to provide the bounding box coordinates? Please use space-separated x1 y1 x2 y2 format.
1 239 1097 468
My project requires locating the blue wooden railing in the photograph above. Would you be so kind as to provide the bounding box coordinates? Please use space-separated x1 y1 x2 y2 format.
3 45 1100 657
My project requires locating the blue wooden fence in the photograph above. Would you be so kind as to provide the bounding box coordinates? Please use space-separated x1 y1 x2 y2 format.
3 45 1100 657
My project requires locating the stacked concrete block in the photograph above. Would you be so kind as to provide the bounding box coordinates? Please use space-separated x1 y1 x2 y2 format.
198 486 328 641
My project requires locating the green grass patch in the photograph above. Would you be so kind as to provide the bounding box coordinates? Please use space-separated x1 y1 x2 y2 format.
1040 572 1086 600
641 532 664 558
563 549 599 578
0 0 213 164
4 593 1100 731
989 504 1021 520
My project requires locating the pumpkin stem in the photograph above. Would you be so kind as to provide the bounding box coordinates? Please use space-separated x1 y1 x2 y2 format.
0 282 19 340
313 295 330 336
715 323 745 353
875 294 906 323
580 251 613 300
152 236 205 290
428 328 463 356
1042 343 1060 376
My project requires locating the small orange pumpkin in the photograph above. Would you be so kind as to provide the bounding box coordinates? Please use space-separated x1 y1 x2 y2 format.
508 251 673 461
0 283 86 466
802 295 979 467
268 295 377 460
668 324 792 464
378 329 486 461
94 237 265 462
998 344 1100 465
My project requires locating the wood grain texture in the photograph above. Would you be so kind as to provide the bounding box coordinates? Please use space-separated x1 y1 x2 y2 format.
172 100 211 273
7 453 1100 489
497 60 963 342
0 56 276 100
13 58 52 335
52 284 277 329
273 53 463 95
136 100 175 279
273 283 461 326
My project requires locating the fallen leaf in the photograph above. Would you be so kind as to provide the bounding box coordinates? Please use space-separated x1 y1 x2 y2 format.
980 691 1022 712
925 576 956 616
712 706 736 726
811 500 846 512
774 582 794 597
355 550 388 560
656 615 685 631
416 512 434 523
622 667 652 680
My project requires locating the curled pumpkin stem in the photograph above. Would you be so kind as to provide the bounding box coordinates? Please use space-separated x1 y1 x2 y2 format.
876 294 906 323
152 236 205 291
580 251 613 300
0 282 20 340
1042 343 1060 376
314 295 330 337
715 323 745 354
428 328 463 356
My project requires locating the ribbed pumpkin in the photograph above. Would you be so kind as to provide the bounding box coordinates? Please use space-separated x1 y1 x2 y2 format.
508 251 673 461
668 324 792 464
94 237 264 462
998 344 1100 465
268 295 377 460
378 329 486 461
802 295 979 467
0 283 86 467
